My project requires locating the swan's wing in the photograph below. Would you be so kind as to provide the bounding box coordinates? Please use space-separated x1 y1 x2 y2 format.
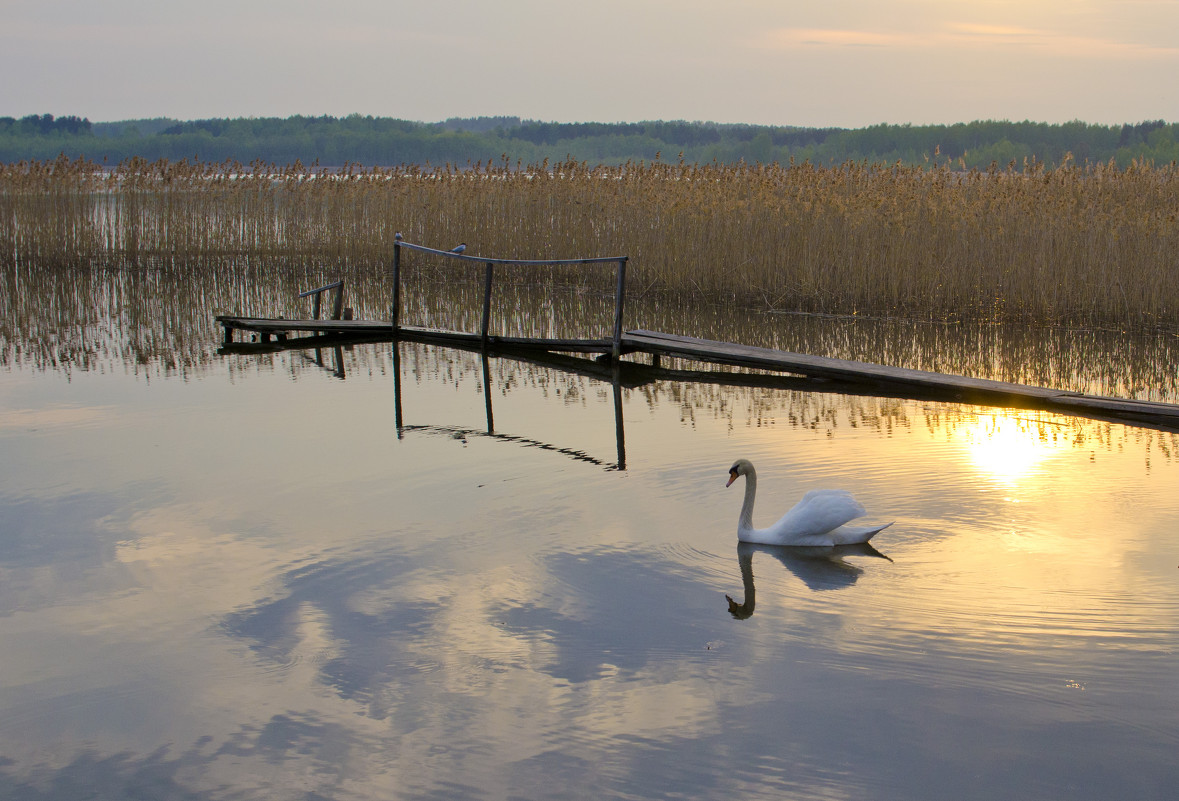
773 489 866 537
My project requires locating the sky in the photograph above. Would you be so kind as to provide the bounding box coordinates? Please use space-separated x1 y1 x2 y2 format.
3 0 1177 128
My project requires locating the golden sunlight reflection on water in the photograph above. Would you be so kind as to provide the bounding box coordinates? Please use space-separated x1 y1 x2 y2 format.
957 410 1075 486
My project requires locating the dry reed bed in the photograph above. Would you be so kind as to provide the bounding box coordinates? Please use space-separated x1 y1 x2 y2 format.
2 154 1177 329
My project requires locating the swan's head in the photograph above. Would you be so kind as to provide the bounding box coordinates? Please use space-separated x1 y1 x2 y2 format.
727 459 754 487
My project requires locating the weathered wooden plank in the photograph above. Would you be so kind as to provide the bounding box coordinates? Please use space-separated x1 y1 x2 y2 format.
1045 394 1179 421
623 329 1076 401
399 328 613 354
217 316 616 354
623 329 1179 426
219 332 392 354
216 316 390 334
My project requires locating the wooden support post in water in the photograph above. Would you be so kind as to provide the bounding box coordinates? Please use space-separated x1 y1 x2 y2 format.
390 242 402 333
612 257 628 360
392 341 404 435
481 262 494 347
482 353 495 433
612 361 626 470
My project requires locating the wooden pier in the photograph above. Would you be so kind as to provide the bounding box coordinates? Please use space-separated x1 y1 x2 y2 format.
215 239 1179 432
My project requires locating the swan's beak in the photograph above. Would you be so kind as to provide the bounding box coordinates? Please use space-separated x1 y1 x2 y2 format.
726 471 738 487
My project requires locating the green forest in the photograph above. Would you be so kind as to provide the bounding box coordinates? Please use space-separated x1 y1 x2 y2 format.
1 113 1176 168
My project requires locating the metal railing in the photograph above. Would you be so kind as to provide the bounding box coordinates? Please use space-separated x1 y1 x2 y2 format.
390 239 629 358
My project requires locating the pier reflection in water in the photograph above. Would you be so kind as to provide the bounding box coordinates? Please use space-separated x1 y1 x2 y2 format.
392 344 628 470
2 263 1179 800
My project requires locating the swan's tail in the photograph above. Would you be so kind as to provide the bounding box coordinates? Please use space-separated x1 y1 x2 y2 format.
831 521 893 545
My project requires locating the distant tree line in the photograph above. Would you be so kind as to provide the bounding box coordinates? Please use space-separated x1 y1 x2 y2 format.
1 113 1176 168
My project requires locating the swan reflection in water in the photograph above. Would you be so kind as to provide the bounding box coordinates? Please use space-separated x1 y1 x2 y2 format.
726 541 893 619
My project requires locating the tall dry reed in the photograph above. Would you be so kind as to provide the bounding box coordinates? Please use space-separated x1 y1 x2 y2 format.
2 154 1177 329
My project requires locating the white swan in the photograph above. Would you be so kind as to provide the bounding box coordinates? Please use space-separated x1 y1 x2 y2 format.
726 459 892 546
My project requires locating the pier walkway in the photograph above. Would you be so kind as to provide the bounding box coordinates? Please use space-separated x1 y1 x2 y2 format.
214 239 1179 432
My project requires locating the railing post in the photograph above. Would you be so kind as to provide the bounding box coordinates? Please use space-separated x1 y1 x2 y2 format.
332 280 345 320
391 242 402 333
312 293 321 320
481 261 494 347
612 257 628 360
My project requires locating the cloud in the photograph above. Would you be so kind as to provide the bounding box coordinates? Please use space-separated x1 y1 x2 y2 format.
756 21 1178 58
945 21 1177 55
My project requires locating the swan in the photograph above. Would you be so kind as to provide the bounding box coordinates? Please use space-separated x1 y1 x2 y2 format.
726 459 892 546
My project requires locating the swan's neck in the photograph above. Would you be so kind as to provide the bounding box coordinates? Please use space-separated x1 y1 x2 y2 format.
738 469 757 534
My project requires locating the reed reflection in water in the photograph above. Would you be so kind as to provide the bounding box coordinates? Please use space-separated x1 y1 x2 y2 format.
1 262 1179 799
4 257 1179 403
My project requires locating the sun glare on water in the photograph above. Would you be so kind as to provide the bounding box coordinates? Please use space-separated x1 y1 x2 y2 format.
958 410 1072 486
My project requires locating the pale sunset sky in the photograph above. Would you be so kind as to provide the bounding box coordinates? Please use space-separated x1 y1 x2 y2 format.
3 0 1177 126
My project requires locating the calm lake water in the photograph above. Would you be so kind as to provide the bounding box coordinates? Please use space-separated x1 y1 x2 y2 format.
2 261 1179 800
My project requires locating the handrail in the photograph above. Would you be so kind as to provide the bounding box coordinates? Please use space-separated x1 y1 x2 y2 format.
393 240 624 266
299 279 345 320
390 238 628 359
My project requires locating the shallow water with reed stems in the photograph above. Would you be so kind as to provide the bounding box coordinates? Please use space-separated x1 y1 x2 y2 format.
2 261 1179 800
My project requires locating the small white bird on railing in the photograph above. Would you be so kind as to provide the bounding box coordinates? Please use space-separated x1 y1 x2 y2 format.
394 231 403 241
451 243 467 254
